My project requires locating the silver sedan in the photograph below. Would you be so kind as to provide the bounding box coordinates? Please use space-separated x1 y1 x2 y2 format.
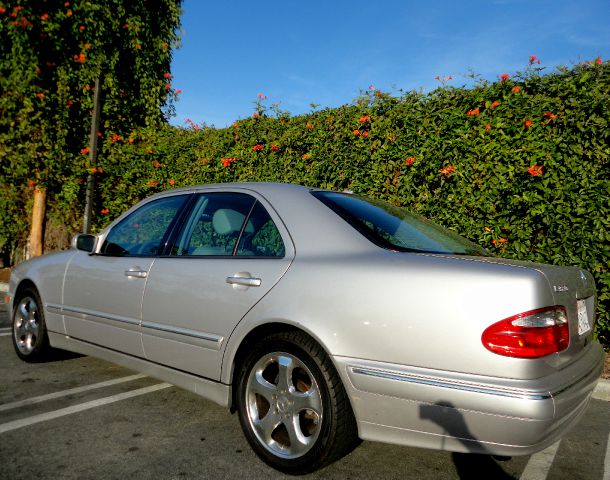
7 182 603 474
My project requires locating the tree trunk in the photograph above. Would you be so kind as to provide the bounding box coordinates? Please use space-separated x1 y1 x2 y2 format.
27 187 46 259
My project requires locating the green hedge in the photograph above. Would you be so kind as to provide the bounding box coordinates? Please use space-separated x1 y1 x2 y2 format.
10 62 610 345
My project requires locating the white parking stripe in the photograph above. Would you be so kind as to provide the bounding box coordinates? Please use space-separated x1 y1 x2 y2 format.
0 327 10 332
0 374 147 412
0 333 10 337
519 441 561 480
0 383 171 434
603 435 610 480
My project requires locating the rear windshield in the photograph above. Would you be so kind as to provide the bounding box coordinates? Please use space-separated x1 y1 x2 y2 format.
312 191 488 256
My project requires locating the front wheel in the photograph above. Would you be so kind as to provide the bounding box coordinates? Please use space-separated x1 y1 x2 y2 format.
235 331 360 474
12 287 50 362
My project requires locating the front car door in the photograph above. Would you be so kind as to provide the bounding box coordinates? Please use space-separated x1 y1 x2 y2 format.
62 193 190 356
141 189 294 380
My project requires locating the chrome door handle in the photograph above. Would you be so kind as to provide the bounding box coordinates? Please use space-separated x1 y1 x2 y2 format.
124 269 148 278
226 276 261 287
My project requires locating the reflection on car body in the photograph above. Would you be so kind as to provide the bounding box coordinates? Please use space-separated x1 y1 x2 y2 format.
8 182 604 474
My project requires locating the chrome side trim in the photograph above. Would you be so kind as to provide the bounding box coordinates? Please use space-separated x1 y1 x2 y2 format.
47 303 140 327
47 303 224 348
141 321 223 346
350 366 551 401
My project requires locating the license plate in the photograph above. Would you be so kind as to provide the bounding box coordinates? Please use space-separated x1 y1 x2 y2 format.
577 300 590 335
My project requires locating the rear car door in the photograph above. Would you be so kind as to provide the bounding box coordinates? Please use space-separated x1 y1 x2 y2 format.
62 193 190 356
140 190 294 380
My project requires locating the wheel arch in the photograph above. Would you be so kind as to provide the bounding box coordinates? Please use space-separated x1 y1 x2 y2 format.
225 321 342 413
13 279 39 308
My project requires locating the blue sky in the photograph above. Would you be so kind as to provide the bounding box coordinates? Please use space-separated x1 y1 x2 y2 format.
170 0 610 128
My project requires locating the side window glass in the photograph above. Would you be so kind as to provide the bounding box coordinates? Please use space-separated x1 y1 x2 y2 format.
236 202 285 257
101 195 188 256
174 193 256 256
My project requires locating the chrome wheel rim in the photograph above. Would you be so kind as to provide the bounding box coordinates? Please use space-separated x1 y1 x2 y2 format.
13 296 40 355
245 352 323 459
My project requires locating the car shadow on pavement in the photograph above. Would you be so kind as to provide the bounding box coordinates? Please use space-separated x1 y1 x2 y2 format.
41 347 84 363
420 401 516 480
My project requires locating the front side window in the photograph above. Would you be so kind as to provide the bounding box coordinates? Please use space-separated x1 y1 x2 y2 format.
312 191 488 256
101 195 188 256
173 193 285 258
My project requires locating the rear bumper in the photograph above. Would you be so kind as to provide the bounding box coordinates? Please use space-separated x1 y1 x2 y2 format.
333 342 604 456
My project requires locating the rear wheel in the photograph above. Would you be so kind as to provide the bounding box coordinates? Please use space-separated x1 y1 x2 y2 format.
12 288 50 362
235 331 360 474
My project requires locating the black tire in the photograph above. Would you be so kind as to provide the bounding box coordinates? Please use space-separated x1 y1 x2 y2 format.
12 287 50 362
235 331 360 474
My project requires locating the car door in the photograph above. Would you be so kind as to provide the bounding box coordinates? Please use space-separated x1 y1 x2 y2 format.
140 190 294 380
62 193 190 356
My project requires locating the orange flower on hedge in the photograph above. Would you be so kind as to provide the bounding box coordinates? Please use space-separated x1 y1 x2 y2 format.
66 9 72 17
543 111 557 120
491 101 500 108
0 7 6 14
252 112 260 118
74 52 86 63
485 123 491 131
306 122 314 129
594 57 603 65
528 165 543 176
353 129 360 135
221 157 237 167
361 131 369 137
101 208 109 215
529 55 540 65
270 144 280 151
302 153 309 159
150 180 159 187
80 147 90 155
499 73 510 81
27 180 36 189
110 133 122 143
36 92 44 100
152 160 162 168
466 108 479 116
512 86 520 93
79 25 85 31
252 144 264 152
358 115 370 123
491 237 508 246
40 13 49 20
524 119 533 128
169 179 176 186
163 72 172 79
440 165 455 176
405 156 415 166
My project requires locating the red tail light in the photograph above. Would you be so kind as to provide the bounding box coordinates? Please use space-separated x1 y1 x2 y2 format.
482 306 569 358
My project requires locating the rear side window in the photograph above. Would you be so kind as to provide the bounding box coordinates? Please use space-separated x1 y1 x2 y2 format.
173 193 285 258
312 191 488 256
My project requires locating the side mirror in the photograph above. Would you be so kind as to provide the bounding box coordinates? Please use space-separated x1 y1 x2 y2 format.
72 234 97 253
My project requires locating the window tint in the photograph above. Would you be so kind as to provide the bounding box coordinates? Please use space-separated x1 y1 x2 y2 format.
236 202 285 257
173 193 285 258
101 195 188 256
312 191 488 256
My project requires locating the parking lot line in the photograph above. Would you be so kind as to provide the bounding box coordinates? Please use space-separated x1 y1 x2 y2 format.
603 435 610 480
0 327 10 332
0 374 147 412
0 333 10 337
0 383 171 434
519 441 561 480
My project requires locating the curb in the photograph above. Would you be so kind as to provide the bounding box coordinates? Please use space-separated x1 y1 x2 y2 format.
0 280 608 400
593 379 610 401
